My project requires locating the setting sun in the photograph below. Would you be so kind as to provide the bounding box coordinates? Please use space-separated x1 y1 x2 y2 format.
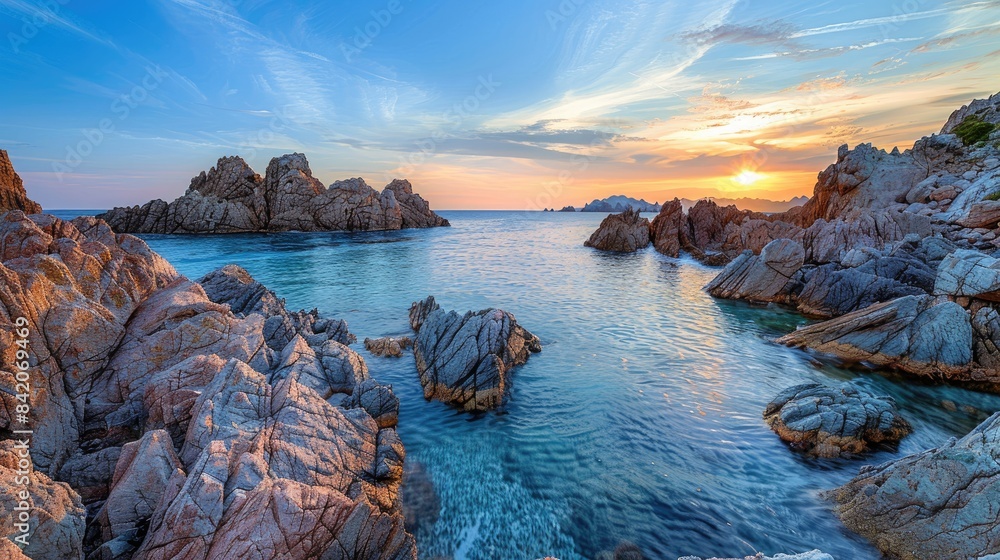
733 170 765 186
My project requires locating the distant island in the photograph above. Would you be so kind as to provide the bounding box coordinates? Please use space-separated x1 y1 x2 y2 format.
575 194 809 214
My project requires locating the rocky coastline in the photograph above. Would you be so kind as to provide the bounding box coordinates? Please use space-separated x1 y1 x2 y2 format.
98 153 449 234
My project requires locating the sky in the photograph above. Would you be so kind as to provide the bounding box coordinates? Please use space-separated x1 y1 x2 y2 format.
1 0 999 210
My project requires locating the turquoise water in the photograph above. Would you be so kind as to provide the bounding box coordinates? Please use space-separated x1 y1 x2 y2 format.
58 210 1000 559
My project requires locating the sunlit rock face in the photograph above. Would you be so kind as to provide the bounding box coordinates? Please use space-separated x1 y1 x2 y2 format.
0 149 41 214
99 153 449 234
0 212 415 559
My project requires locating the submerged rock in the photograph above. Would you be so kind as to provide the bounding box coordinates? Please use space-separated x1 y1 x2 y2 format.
365 336 414 358
413 300 541 411
763 383 911 457
0 212 415 558
0 149 41 213
584 207 651 253
678 552 833 560
827 411 1000 560
98 153 448 234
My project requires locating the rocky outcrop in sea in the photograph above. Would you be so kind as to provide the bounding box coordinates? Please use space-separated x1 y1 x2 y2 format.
584 207 651 253
0 211 414 558
98 153 449 234
409 296 541 412
0 150 41 214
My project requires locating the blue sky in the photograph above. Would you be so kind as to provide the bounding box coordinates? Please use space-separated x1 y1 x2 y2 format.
1 0 999 209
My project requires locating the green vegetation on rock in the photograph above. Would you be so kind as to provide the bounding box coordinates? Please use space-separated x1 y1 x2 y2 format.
953 115 997 146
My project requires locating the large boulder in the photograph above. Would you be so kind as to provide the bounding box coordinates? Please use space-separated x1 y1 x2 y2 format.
0 212 416 558
0 150 41 214
584 208 651 253
827 412 1000 560
705 239 804 303
763 383 910 458
934 250 1000 301
778 295 981 387
98 153 448 234
413 301 541 411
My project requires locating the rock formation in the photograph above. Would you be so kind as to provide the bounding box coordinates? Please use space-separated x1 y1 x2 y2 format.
581 196 660 213
649 198 686 257
558 205 577 212
763 383 911 458
410 297 541 411
0 211 415 558
827 411 1000 559
98 153 449 234
0 149 41 214
365 336 414 358
584 207 651 253
705 239 805 304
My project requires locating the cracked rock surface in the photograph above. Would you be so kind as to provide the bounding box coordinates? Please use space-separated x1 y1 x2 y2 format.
0 211 414 559
763 383 911 458
411 297 541 412
584 207 651 253
827 411 1000 560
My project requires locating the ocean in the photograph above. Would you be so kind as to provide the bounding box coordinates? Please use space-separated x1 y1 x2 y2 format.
52 209 1000 559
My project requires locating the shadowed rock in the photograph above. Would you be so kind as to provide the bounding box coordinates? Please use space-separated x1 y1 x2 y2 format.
98 153 448 234
827 411 1000 560
413 300 541 411
584 207 651 253
763 383 911 458
408 295 440 332
0 149 41 213
650 198 686 257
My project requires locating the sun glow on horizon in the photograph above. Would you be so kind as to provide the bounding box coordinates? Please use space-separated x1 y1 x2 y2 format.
732 170 765 187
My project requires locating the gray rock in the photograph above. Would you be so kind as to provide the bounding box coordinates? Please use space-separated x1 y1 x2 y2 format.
827 411 1000 560
934 250 1000 300
705 239 805 303
414 303 541 411
408 295 441 332
763 383 911 457
98 153 448 234
584 207 651 253
779 295 976 385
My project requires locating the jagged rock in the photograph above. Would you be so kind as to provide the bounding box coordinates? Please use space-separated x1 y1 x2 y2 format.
705 239 804 303
558 206 576 212
584 208 651 252
650 198 686 257
0 440 86 560
0 149 41 214
941 91 1000 133
408 295 440 332
795 265 926 318
779 295 980 386
200 264 355 347
827 411 1000 560
364 336 414 358
763 383 911 458
973 307 1000 370
414 302 541 411
98 153 448 234
0 212 415 559
934 250 1000 301
678 552 833 560
687 200 752 252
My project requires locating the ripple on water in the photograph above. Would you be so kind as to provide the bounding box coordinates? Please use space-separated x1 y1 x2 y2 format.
135 211 1000 560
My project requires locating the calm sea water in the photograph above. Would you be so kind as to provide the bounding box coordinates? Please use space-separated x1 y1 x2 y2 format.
53 210 1000 559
